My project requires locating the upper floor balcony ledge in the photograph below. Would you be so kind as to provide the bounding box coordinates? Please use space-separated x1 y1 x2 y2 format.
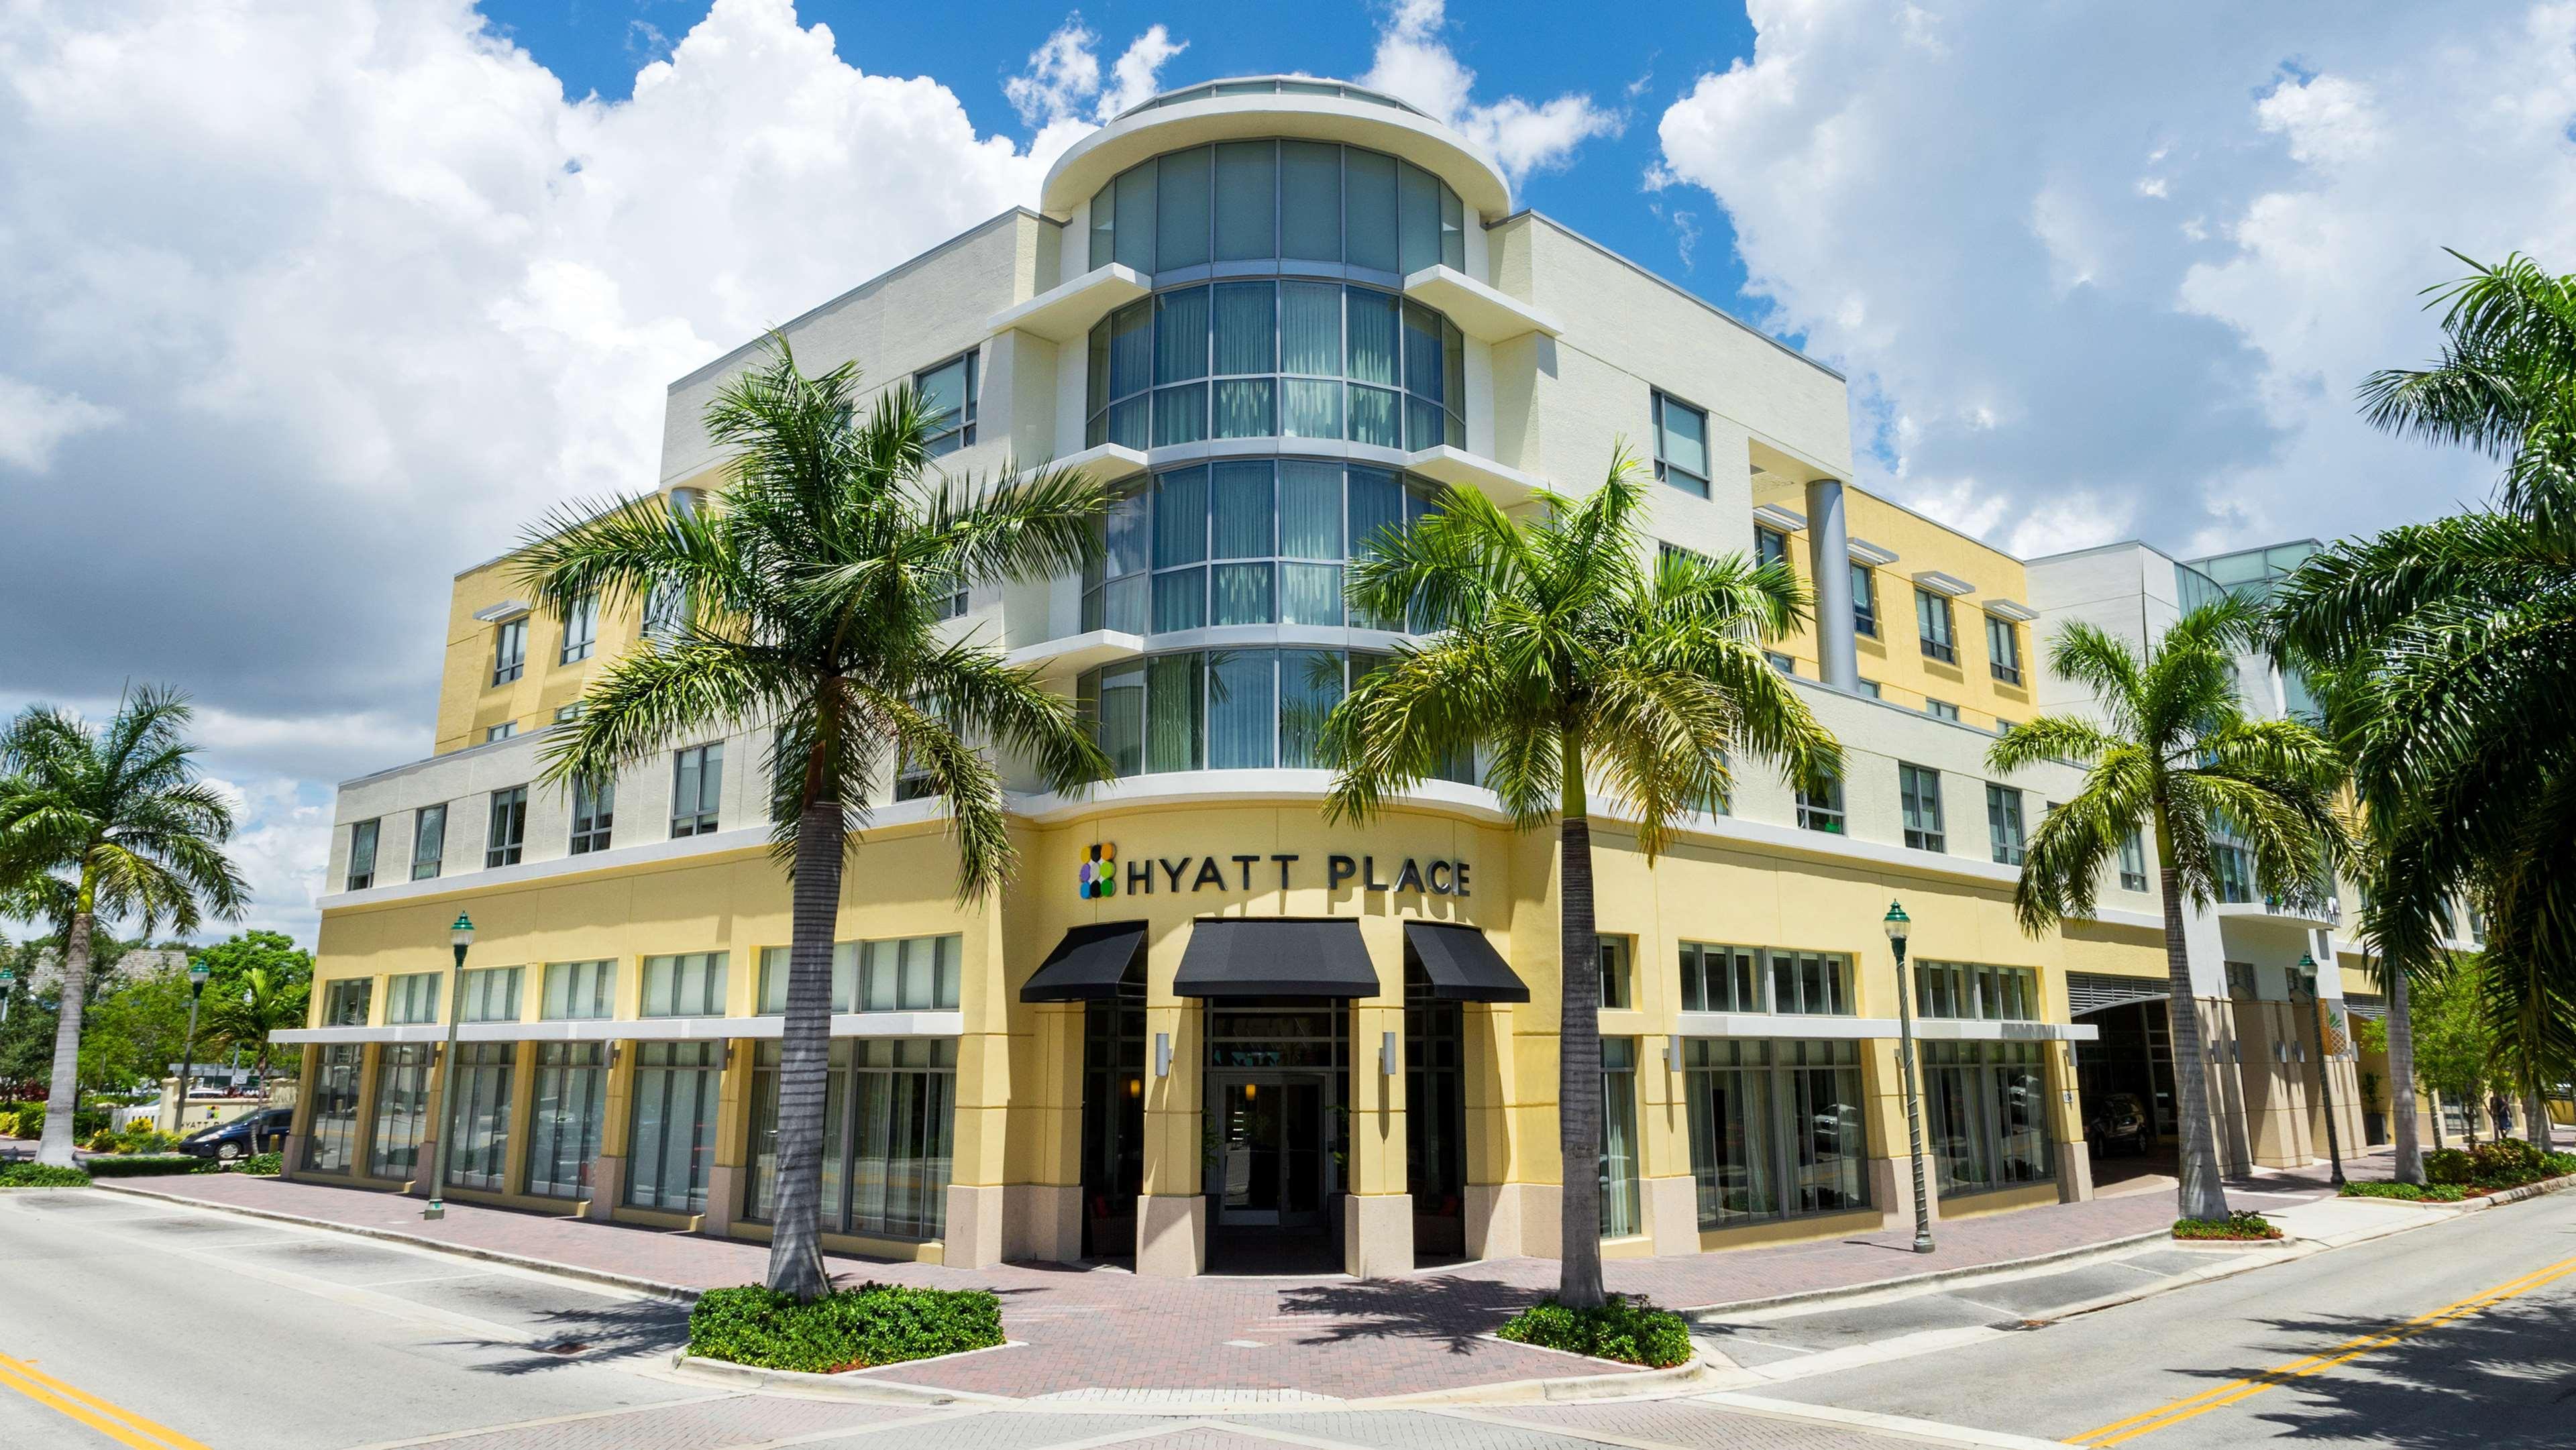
987 263 1150 343
1405 445 1544 507
2216 895 2342 930
1006 627 1145 675
1401 265 1560 343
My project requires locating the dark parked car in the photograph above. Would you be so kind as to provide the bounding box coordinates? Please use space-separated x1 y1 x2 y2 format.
179 1107 292 1161
2086 1093 2153 1156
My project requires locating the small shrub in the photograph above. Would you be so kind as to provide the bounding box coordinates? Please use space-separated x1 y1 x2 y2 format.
2424 1149 2477 1186
233 1152 282 1176
0 1111 19 1138
687 1282 1004 1374
2174 1211 2282 1240
81 1154 217 1179
2469 1138 2546 1184
0 1162 91 1188
2340 1180 2467 1203
1496 1294 1695 1368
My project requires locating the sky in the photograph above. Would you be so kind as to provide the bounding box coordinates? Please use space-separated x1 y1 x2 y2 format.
1 0 2569 945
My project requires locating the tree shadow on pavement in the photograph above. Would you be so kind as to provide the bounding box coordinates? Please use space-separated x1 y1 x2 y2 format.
1271 1274 1550 1357
447 1296 694 1376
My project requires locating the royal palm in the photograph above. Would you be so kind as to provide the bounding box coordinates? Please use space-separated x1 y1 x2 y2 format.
1988 599 2347 1223
519 337 1111 1300
0 688 248 1168
1322 452 1838 1307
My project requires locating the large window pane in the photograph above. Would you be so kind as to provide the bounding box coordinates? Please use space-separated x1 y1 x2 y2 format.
367 1044 431 1180
1214 142 1277 261
525 1042 606 1199
1113 164 1156 273
1154 465 1207 567
1146 651 1203 773
1089 183 1115 270
1684 1040 1778 1225
1397 161 1442 275
1279 141 1341 262
1152 567 1205 632
627 1042 718 1213
1210 461 1273 559
1151 384 1207 446
1349 385 1401 448
446 1042 515 1192
1155 146 1211 270
1152 286 1208 383
1279 282 1342 376
305 1045 364 1174
1212 562 1275 624
1343 149 1398 272
1211 282 1275 375
1347 289 1399 386
1440 183 1465 270
1278 461 1344 559
1281 563 1342 626
1207 650 1276 769
1108 300 1152 400
1599 1038 1643 1239
1280 380 1343 439
1212 378 1275 438
1279 649 1345 767
1097 663 1146 777
1105 488 1150 577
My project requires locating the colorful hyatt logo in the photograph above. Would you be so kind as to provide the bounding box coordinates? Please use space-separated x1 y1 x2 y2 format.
1077 842 1118 899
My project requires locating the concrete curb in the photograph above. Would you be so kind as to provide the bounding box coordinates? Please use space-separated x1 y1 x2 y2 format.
1360 1341 1708 1407
89 1182 702 1304
669 1347 1021 1406
1676 1227 2173 1320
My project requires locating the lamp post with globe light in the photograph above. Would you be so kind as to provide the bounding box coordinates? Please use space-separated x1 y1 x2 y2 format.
2295 953 2347 1188
171 959 211 1133
423 913 474 1221
1886 902 1935 1253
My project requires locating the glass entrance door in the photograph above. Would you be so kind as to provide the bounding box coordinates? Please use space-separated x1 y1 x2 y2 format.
1212 1074 1326 1229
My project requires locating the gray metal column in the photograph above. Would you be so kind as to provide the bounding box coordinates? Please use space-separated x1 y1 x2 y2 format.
1805 478 1861 691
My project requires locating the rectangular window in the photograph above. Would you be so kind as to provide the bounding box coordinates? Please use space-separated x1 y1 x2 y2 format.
2118 828 2150 892
626 1041 719 1213
1852 564 1879 637
1920 1041 2055 1196
345 818 379 891
541 960 616 1020
1915 962 2039 1021
559 594 598 664
671 743 722 837
525 1042 608 1199
486 785 527 867
1916 588 1956 663
1683 1038 1868 1228
304 1044 364 1174
1986 783 2026 865
445 1042 515 1192
2225 960 2259 999
1754 526 1788 571
320 979 373 1027
1925 700 1960 722
1796 774 1844 834
1766 651 1796 675
643 582 686 643
410 803 446 881
1900 763 1945 851
486 722 518 743
569 774 614 854
745 1038 958 1239
1858 680 1882 698
1599 1038 1644 1239
367 1043 433 1180
640 952 728 1017
1767 948 1854 1015
492 618 527 684
1678 942 1760 1013
555 703 584 724
1599 936 1633 1011
1650 390 1710 496
385 971 441 1025
1986 614 2023 685
917 351 977 456
759 938 961 1016
459 965 521 1023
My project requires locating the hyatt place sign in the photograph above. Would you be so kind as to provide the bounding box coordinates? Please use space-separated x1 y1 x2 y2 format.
1079 842 1472 900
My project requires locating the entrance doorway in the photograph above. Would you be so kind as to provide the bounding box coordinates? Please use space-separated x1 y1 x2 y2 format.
1210 1074 1328 1227
1405 971 1466 1260
1202 999 1346 1274
1078 962 1146 1260
2074 996 2180 1192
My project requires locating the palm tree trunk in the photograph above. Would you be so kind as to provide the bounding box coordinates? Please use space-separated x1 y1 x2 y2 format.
2384 962 2423 1184
763 794 847 1300
1556 736 1606 1310
2523 1089 2551 1152
37 893 96 1169
2153 807 2231 1222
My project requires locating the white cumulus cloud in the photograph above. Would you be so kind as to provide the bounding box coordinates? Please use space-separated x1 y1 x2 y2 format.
1362 0 1622 184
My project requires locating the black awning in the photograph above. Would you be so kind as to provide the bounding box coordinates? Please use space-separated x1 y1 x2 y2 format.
1403 922 1531 1003
1020 921 1148 1002
1174 917 1379 999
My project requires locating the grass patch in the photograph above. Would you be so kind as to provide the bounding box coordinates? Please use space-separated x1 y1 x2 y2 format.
1496 1294 1695 1368
2174 1211 2282 1241
81 1154 216 1179
0 1162 92 1188
2341 1180 2468 1203
686 1282 1002 1374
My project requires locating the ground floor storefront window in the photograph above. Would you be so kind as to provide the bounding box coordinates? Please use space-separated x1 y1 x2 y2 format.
445 1042 515 1192
1921 1041 2055 1194
745 1039 958 1241
1682 1038 1869 1228
1599 1038 1642 1239
367 1044 431 1180
525 1043 607 1198
305 1045 364 1174
627 1042 718 1213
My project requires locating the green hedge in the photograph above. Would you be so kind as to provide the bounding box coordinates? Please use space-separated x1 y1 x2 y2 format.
231 1152 283 1176
2174 1211 2282 1240
0 1162 92 1188
2341 1180 2468 1203
82 1154 216 1178
1496 1294 1695 1368
687 1282 1003 1374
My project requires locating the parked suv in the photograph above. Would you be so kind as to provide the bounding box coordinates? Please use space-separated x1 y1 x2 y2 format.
178 1107 292 1161
2086 1093 2154 1157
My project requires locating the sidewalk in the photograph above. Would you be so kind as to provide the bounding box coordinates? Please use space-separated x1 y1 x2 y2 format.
99 1166 2349 1400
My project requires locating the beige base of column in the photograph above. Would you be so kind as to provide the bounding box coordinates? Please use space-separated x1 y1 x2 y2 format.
1342 1192 1415 1279
2055 1146 2095 1203
943 1183 1007 1269
1003 1184 1083 1263
281 1133 309 1177
1644 1174 1699 1255
1135 1193 1205 1278
1870 1153 1942 1229
1468 1182 1560 1259
584 1156 625 1222
701 1164 739 1236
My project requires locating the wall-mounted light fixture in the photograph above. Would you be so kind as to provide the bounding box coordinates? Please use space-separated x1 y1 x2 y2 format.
1154 1031 1171 1078
1664 1034 1682 1069
1381 1031 1397 1076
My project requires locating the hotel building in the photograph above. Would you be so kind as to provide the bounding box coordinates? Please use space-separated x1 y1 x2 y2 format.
279 78 2372 1278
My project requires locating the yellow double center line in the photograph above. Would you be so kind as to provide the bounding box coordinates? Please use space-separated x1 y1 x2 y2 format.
0 1353 211 1450
2066 1253 2576 1447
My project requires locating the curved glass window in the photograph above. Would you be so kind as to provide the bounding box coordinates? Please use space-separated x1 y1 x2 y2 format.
1091 142 1464 278
1078 649 1473 782
1081 459 1444 635
1086 282 1464 451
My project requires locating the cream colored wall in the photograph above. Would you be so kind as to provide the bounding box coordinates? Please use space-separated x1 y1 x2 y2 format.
432 562 655 757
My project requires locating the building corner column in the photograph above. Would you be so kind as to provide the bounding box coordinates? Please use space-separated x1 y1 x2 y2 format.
1805 478 1861 692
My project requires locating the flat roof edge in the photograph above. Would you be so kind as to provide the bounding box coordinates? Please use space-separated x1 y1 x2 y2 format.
1498 210 1845 384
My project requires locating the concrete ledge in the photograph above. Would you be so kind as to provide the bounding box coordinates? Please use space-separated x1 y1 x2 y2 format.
1360 1339 1703 1407
669 1346 1021 1405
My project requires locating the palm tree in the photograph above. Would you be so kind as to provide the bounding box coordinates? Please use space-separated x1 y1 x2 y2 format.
207 966 303 1086
516 335 1110 1300
2271 252 2576 1119
1322 451 1839 1307
1988 598 2349 1223
0 688 248 1167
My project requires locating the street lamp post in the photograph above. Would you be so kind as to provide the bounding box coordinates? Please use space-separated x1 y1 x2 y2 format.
1885 901 1935 1253
2296 953 2347 1188
172 960 211 1134
422 913 474 1222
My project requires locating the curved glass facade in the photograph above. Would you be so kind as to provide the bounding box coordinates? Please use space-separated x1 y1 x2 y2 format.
1089 142 1464 277
1086 282 1464 451
1077 648 1471 781
1081 459 1444 634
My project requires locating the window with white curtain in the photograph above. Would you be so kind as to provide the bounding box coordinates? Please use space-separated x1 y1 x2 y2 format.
459 965 521 1023
1684 1038 1868 1228
367 1044 431 1180
541 960 616 1020
745 1038 958 1239
525 1042 608 1199
625 1042 719 1213
757 936 960 1015
639 952 727 1017
445 1042 515 1192
1599 1038 1643 1239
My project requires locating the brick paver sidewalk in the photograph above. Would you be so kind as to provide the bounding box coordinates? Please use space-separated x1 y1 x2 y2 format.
101 1165 2341 1399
